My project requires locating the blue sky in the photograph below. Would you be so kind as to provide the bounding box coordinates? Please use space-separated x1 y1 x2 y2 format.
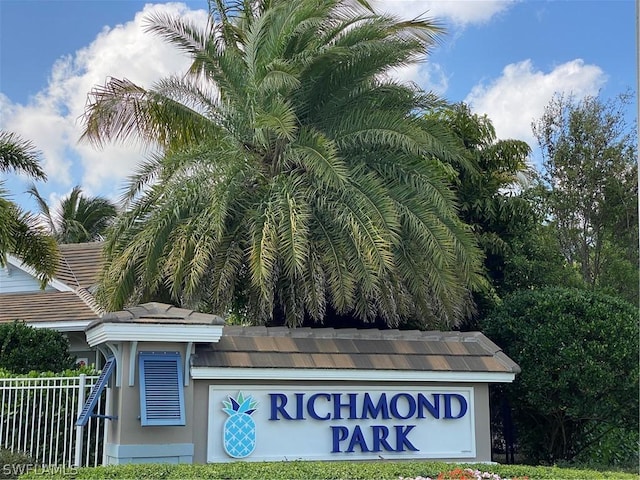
0 0 636 213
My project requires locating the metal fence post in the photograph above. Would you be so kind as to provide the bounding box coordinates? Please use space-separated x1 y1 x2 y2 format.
74 374 86 467
102 386 111 465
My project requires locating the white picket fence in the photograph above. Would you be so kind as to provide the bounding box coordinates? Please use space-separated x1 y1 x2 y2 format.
0 374 106 467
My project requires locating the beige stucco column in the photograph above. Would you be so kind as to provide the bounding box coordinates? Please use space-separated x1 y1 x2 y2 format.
83 302 224 465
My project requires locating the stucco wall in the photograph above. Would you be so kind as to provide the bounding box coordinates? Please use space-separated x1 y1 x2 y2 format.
101 341 493 464
103 341 195 464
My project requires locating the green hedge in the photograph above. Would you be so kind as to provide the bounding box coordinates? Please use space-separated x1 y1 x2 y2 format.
0 449 35 480
19 461 640 480
482 287 639 465
0 321 76 374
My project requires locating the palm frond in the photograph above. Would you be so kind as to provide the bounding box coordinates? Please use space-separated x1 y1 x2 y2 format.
80 77 214 150
90 0 484 328
143 11 210 57
0 131 46 180
26 183 56 236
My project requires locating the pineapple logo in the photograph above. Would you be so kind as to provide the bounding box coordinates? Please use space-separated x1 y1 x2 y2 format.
222 392 258 458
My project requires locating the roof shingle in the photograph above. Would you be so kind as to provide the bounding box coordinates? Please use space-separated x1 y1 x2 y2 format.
55 242 105 288
0 291 99 323
192 326 520 374
1 242 105 325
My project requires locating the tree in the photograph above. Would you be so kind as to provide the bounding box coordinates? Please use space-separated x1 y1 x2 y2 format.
27 184 117 244
532 92 638 303
431 104 533 239
0 131 58 285
427 104 584 324
428 104 534 317
498 196 585 296
0 321 75 374
483 288 639 465
80 0 485 328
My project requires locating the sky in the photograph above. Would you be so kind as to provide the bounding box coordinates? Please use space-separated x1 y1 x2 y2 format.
0 0 637 214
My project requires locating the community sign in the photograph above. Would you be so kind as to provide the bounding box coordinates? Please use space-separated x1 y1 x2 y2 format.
207 385 475 462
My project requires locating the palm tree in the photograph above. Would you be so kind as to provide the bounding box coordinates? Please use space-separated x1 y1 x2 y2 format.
0 131 58 285
28 185 117 244
431 103 534 255
80 0 485 328
428 104 536 325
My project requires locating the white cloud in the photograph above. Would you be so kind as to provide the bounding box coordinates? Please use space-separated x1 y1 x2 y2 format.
4 0 603 207
3 0 494 204
372 0 515 27
389 62 449 95
3 93 76 185
373 1 516 97
464 59 607 145
0 2 207 201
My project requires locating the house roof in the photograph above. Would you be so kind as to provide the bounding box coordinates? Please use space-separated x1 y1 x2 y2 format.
192 326 521 376
0 242 105 326
55 242 105 289
84 302 518 382
0 291 100 323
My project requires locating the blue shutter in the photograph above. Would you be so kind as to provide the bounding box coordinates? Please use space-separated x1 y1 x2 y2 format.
139 351 185 426
76 356 116 427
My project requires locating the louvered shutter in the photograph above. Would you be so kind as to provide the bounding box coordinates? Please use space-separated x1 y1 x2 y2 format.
76 356 116 426
139 351 185 426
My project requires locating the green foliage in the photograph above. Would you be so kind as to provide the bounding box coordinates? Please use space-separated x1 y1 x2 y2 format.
570 424 640 470
425 104 586 327
0 449 35 480
0 365 98 378
0 322 75 374
0 131 58 284
27 185 117 244
83 0 485 328
597 240 640 305
482 287 639 464
533 92 638 304
497 189 585 297
0 132 45 179
18 461 639 480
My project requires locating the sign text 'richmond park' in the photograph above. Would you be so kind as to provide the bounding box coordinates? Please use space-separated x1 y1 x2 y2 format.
268 391 468 453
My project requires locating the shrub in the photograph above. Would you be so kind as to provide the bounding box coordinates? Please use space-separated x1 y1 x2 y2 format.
0 321 75 374
482 287 639 465
0 449 35 480
17 461 640 480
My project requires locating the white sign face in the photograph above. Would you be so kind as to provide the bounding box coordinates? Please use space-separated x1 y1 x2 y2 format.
207 385 475 462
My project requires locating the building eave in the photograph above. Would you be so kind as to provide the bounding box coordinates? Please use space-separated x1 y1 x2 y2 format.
85 323 224 346
190 366 517 383
27 320 93 332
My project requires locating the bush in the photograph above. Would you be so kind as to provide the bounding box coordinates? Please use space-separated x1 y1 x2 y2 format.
17 461 640 480
0 321 75 374
0 449 35 480
482 287 639 465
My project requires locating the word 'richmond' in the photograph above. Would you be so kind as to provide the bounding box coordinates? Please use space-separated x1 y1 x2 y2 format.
269 392 468 421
